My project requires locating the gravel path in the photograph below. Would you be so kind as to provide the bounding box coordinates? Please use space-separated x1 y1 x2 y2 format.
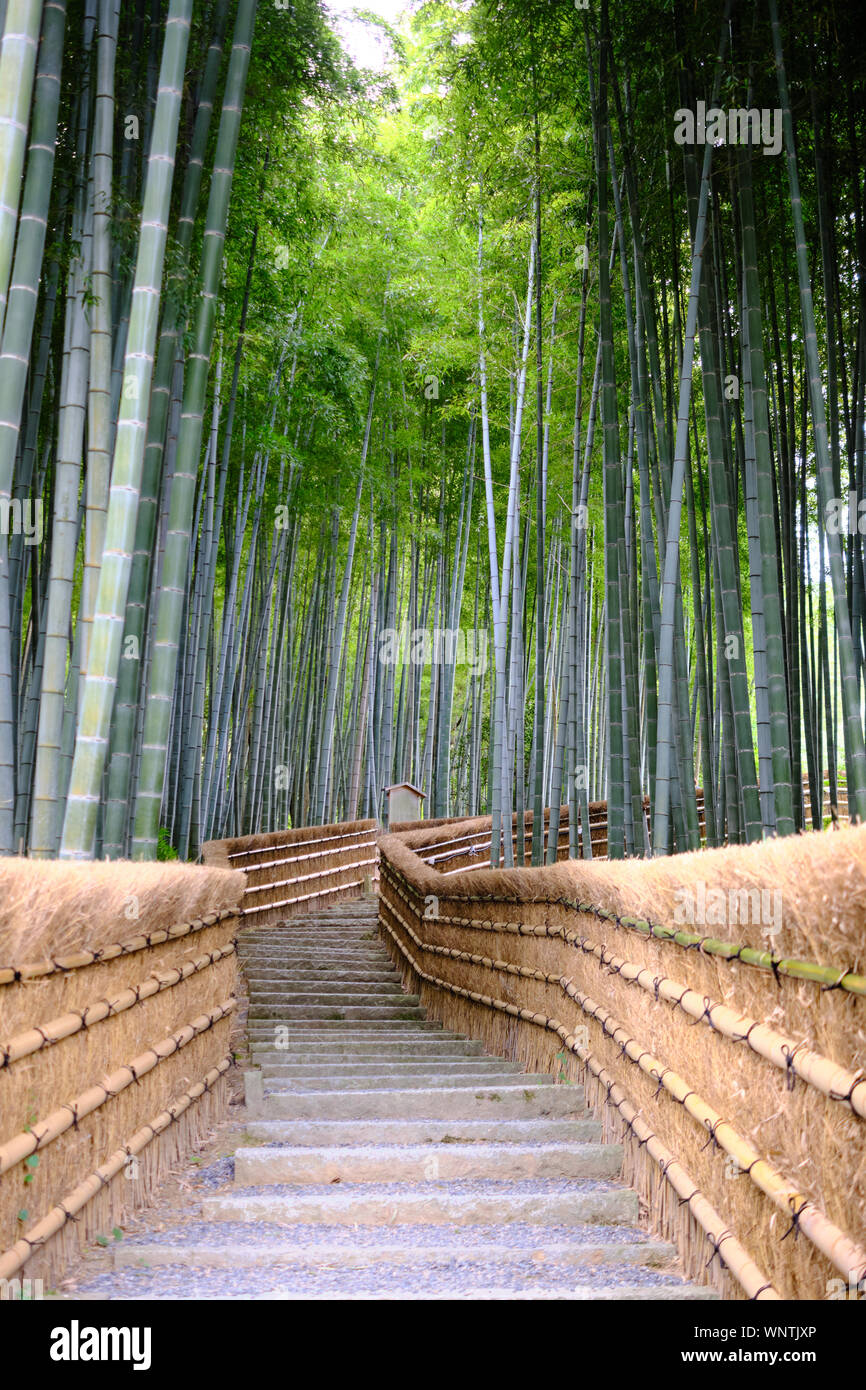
72 1261 692 1301
113 1219 653 1249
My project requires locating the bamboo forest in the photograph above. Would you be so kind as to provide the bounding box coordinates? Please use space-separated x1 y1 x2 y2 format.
0 0 864 868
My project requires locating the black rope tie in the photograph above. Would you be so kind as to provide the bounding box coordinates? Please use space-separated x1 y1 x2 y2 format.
750 1283 774 1300
653 976 662 1002
838 1074 866 1108
780 1199 809 1243
700 1117 725 1152
733 1019 759 1047
705 1229 732 1271
821 964 853 993
781 1043 804 1092
671 987 690 1015
692 997 717 1031
769 954 784 987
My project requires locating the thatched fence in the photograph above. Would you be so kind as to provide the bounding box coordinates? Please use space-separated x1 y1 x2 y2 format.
0 861 244 1289
389 805 606 864
378 818 866 1301
203 818 378 928
392 797 706 870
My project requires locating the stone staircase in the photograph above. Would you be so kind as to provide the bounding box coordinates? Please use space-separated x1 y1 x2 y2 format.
92 900 716 1299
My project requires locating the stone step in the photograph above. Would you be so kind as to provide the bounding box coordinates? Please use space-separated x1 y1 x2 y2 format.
242 924 379 932
247 990 415 1006
241 928 380 939
241 938 383 949
240 950 390 963
244 1023 447 1034
247 1029 467 1044
111 1222 678 1273
249 1039 485 1058
241 978 397 989
256 1060 522 1080
247 1003 427 1020
240 950 391 961
241 933 384 942
240 947 389 958
242 1118 603 1145
243 968 398 980
253 1052 490 1068
242 951 393 962
253 1084 585 1120
243 966 394 977
234 1142 623 1184
242 922 378 930
201 1182 639 1227
261 1072 554 1093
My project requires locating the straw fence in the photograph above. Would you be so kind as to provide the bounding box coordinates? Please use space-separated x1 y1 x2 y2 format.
203 818 378 927
802 775 849 826
391 795 707 862
392 806 602 866
377 818 866 1301
0 860 244 1289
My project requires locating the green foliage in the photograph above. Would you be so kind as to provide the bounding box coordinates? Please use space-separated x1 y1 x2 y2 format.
157 827 179 861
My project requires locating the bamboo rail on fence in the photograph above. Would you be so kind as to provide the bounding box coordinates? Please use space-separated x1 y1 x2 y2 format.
203 818 378 926
0 1002 235 1176
381 875 866 1114
0 1057 233 1282
1 942 236 1069
0 906 237 985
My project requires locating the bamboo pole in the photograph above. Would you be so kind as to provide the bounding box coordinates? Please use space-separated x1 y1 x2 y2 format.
0 1056 232 1281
